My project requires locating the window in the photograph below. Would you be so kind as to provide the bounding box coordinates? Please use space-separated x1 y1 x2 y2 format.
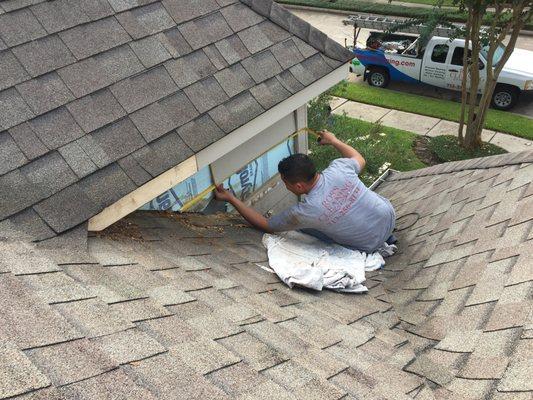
431 44 449 63
451 47 473 66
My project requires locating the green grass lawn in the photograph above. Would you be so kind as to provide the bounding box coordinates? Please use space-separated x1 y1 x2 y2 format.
309 114 426 186
333 83 533 140
429 135 506 162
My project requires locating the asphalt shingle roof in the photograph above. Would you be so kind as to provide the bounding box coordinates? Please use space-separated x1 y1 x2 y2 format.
0 151 532 399
0 0 353 239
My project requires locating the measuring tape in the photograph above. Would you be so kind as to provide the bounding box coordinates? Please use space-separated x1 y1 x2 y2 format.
180 127 321 212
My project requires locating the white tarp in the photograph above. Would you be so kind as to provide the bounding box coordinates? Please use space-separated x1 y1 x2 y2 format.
262 231 395 293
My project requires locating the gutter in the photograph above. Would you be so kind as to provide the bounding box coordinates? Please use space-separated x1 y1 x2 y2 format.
369 168 398 191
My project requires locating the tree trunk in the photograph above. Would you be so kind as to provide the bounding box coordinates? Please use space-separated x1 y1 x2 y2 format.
457 10 472 144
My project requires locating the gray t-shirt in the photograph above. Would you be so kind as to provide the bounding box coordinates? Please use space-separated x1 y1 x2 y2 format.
268 158 395 253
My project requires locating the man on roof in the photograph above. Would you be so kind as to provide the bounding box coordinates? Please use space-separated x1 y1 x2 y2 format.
214 130 396 253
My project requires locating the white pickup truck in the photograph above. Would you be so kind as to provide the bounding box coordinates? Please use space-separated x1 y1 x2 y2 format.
350 32 533 110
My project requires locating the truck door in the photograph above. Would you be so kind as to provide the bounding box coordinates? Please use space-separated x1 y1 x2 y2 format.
447 45 487 92
421 41 450 89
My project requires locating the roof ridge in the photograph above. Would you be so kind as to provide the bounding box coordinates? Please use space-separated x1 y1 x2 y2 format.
388 150 533 181
238 0 353 62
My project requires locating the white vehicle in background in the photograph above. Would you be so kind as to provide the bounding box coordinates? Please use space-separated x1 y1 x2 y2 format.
350 32 533 110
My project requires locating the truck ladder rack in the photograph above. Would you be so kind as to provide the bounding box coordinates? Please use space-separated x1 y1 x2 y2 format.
342 14 459 37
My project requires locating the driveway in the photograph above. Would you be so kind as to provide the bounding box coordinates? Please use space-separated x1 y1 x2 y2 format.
291 7 533 119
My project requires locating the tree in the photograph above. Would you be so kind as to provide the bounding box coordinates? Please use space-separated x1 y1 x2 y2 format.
389 1 531 149
455 1 532 149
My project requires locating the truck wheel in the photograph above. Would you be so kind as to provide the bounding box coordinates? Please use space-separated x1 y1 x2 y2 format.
367 68 390 88
491 85 519 111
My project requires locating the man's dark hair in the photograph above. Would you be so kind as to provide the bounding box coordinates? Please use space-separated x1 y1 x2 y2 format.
278 154 317 184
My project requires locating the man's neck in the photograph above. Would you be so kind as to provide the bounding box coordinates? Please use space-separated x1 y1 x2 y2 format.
304 174 321 195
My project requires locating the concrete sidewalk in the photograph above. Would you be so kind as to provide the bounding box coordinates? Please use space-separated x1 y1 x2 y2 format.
330 97 533 153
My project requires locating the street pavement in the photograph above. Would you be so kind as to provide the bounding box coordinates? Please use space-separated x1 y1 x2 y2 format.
291 7 533 119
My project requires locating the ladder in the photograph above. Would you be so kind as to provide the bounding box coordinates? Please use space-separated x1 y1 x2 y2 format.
342 14 460 37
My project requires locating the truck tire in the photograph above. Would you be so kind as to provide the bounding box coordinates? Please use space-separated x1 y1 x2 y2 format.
491 85 519 111
367 68 390 88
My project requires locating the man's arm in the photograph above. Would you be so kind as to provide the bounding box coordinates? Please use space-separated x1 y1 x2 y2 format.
214 185 273 233
318 130 366 170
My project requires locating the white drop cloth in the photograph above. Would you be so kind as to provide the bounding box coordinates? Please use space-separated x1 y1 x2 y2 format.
262 231 396 293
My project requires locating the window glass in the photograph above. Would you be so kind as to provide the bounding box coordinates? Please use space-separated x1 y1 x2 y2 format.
431 44 449 63
451 47 473 66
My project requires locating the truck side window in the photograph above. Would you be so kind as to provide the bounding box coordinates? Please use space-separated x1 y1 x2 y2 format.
431 44 449 63
451 47 472 66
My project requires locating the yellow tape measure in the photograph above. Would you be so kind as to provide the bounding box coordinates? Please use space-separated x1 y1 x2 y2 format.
180 127 320 212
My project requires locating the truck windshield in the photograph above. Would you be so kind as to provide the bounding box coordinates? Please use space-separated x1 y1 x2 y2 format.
481 44 505 66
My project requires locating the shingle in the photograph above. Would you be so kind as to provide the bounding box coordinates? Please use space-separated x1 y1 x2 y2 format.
158 27 193 58
21 151 77 199
250 76 291 109
162 0 219 23
136 315 198 346
0 87 35 130
79 0 115 20
271 38 305 69
107 0 157 12
288 13 310 42
293 36 318 58
79 118 146 167
0 169 42 220
0 273 83 348
165 49 217 88
1 0 44 13
184 77 228 113
110 66 178 113
215 35 250 65
109 298 172 322
0 50 29 91
25 338 117 386
79 163 136 208
127 352 228 399
129 34 172 68
16 72 74 116
116 3 174 39
484 301 530 332
117 155 151 186
238 24 275 54
92 328 167 364
308 26 327 53
58 368 157 400
209 91 264 133
29 107 83 151
33 184 100 233
203 44 229 70
179 12 233 50
177 114 225 152
58 45 144 98
66 89 126 134
0 130 27 175
19 270 93 303
59 17 131 60
0 8 46 47
290 55 332 86
0 341 50 399
220 3 264 31
12 35 75 79
498 357 532 392
324 37 354 62
218 331 287 371
269 2 291 31
241 50 282 83
130 91 198 142
31 0 90 33
6 208 55 241
206 361 265 395
148 131 194 172
54 298 135 338
171 338 241 374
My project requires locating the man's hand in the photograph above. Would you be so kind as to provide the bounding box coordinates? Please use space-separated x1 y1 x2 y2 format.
214 184 234 202
317 130 337 146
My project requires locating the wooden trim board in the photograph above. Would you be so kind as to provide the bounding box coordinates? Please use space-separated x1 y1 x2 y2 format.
88 156 197 231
